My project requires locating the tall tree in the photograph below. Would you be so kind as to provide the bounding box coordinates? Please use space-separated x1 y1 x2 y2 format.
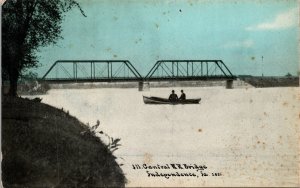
2 0 86 96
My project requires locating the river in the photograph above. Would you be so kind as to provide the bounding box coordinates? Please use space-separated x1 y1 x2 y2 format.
28 86 299 186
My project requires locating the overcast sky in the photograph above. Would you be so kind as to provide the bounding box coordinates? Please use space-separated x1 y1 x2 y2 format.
36 0 299 77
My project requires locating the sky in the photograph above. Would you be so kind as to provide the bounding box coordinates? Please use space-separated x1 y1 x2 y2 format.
35 0 299 77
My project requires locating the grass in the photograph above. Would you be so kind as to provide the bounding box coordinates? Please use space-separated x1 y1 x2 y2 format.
2 96 126 187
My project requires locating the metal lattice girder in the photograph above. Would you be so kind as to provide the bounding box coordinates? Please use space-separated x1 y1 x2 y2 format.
41 59 236 83
145 60 236 80
42 60 143 82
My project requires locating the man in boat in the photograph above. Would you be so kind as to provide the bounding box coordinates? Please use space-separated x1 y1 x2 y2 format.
179 90 186 100
169 90 178 102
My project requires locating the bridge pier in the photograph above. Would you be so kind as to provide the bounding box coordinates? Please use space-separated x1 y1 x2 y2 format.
138 81 150 91
226 79 233 89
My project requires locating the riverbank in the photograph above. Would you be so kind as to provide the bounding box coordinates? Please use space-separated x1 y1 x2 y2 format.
2 96 126 187
239 76 299 87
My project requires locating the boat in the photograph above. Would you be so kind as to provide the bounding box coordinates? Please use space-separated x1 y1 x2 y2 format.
143 96 201 104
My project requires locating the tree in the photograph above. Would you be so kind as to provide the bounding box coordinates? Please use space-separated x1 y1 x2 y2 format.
2 0 86 96
285 72 292 77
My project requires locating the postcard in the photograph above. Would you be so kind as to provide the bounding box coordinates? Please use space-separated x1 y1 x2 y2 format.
1 0 299 187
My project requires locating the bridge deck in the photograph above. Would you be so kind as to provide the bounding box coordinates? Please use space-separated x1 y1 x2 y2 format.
41 76 237 83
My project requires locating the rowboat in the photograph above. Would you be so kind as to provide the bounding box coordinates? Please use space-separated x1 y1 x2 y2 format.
143 96 201 104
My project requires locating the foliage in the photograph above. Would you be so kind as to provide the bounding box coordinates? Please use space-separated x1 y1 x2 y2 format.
19 71 38 82
2 0 86 96
18 81 50 95
89 120 122 154
285 72 292 77
15 71 51 95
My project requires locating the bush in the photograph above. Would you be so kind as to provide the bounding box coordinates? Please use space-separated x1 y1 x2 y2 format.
18 80 50 95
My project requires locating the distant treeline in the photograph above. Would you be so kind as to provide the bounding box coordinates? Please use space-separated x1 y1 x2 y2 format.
238 76 299 87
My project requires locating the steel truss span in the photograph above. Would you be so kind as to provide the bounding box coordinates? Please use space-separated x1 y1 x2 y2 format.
42 60 142 82
145 60 236 81
42 60 236 82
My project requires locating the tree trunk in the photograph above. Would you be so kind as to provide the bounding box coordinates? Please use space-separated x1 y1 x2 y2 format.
8 69 19 97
